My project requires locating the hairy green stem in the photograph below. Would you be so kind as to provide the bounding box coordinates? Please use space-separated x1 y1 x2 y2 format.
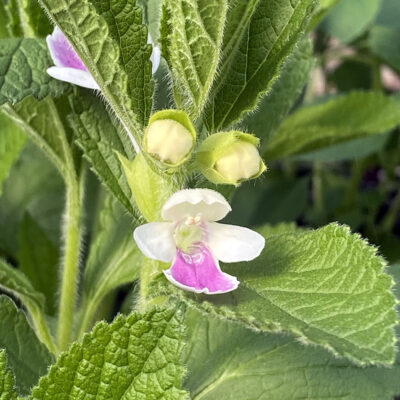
57 177 82 350
313 161 324 217
380 190 400 233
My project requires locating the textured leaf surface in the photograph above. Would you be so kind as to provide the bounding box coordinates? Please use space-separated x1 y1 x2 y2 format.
18 213 59 316
0 350 18 400
321 0 382 43
0 38 68 105
242 39 314 143
0 296 53 396
30 307 188 399
160 223 398 364
184 310 400 400
162 0 227 118
81 195 141 331
90 0 154 126
204 0 315 131
0 112 26 196
264 92 400 161
69 92 135 214
38 0 143 143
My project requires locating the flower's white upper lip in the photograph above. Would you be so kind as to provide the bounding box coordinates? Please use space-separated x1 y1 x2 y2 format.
161 188 232 222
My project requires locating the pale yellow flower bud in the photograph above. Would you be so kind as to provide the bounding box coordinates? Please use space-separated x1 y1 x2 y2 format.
144 110 196 167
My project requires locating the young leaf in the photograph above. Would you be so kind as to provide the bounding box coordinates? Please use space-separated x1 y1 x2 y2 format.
30 307 189 399
2 96 72 178
0 112 26 196
0 350 18 400
184 310 400 400
0 296 54 396
80 195 141 335
0 39 69 105
37 0 144 147
90 0 154 126
242 39 314 143
18 213 59 316
161 223 398 365
264 92 400 161
161 0 227 119
204 0 316 131
68 91 135 215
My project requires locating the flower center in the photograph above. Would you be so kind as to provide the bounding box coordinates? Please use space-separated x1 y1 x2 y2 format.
173 215 205 254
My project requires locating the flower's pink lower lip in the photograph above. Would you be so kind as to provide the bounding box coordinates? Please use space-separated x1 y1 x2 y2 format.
165 245 239 294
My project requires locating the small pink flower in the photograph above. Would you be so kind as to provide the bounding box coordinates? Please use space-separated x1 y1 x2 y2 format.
46 27 161 89
134 189 265 294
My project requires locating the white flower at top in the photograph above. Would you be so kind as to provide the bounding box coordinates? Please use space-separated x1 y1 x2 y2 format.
46 27 161 90
134 189 265 294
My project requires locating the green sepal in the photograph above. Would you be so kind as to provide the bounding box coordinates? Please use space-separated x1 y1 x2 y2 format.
118 152 178 221
143 109 197 169
197 131 266 186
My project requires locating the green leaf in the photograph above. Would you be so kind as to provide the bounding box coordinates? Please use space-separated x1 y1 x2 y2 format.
161 223 398 365
204 0 316 131
68 91 135 215
80 195 141 335
161 0 227 118
376 0 400 28
119 152 177 222
295 131 391 162
321 0 382 43
308 0 341 30
264 92 400 161
18 213 59 316
0 258 45 312
90 0 154 127
30 307 188 400
0 350 18 400
0 112 26 197
242 39 314 143
368 26 400 72
2 96 72 180
0 38 69 105
140 0 162 41
0 5 10 39
0 296 53 396
0 142 65 259
184 309 400 400
38 0 144 146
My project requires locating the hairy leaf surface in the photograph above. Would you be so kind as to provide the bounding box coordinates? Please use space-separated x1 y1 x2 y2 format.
0 350 18 400
184 310 400 400
264 92 400 161
0 296 53 396
0 39 68 105
204 0 315 131
30 307 188 399
38 0 143 144
69 92 135 214
159 224 398 364
162 0 227 118
90 0 154 126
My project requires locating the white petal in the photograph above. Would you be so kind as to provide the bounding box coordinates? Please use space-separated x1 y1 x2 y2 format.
207 222 265 262
47 67 100 90
133 222 176 262
161 188 231 222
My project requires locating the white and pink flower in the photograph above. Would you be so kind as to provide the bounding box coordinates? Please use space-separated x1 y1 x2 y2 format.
46 27 161 89
134 189 265 294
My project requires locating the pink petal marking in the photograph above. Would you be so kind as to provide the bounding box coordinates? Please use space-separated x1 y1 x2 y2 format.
164 246 239 294
47 28 88 71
